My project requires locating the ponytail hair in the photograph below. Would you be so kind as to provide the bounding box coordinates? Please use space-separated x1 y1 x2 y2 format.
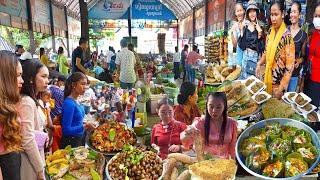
64 72 87 99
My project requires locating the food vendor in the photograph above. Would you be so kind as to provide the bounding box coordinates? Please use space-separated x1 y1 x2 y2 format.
180 92 238 159
256 1 295 99
60 72 95 148
174 82 201 125
151 97 187 159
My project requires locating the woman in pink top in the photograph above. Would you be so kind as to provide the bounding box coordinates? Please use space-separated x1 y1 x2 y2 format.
151 97 187 159
0 51 24 180
181 92 238 159
19 59 50 180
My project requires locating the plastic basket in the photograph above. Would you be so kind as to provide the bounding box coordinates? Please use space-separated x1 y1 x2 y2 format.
164 86 179 98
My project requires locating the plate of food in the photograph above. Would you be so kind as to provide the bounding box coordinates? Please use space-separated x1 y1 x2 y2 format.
296 103 316 115
248 80 266 95
282 92 298 104
293 93 311 107
45 146 105 180
106 145 163 180
307 111 320 122
253 91 271 105
87 120 137 156
244 76 257 87
236 118 320 180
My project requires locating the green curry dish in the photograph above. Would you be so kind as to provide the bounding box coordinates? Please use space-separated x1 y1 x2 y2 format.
269 138 292 158
293 130 312 149
285 157 309 177
297 146 318 165
246 147 270 172
281 126 298 140
240 137 266 157
250 129 267 141
262 160 284 177
265 123 282 141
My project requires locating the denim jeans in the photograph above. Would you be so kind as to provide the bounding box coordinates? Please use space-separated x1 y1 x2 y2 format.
120 81 134 90
186 64 196 83
0 152 21 180
174 62 180 79
288 76 299 92
241 49 259 79
236 45 244 67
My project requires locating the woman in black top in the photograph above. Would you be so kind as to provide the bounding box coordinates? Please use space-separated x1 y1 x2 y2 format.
238 1 264 79
287 2 307 92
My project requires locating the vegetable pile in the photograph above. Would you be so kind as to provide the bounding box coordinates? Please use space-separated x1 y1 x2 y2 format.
239 122 318 178
90 121 136 153
107 145 163 180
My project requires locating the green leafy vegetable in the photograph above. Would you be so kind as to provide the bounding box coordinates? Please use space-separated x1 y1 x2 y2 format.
109 129 116 141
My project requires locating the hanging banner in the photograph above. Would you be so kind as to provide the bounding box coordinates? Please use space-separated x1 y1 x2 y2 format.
88 0 131 19
179 15 193 39
31 0 50 26
195 7 205 30
131 0 176 20
53 6 67 31
68 16 81 37
0 0 27 19
226 0 236 22
207 0 225 25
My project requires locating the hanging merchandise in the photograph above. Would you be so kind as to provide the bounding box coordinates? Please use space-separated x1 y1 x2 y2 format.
157 33 166 54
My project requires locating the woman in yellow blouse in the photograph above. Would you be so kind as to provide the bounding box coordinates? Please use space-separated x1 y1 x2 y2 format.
40 47 49 66
256 1 295 99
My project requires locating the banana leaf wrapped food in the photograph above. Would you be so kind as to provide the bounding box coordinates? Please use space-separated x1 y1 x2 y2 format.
297 146 318 165
281 126 298 140
249 129 266 141
265 122 282 141
262 160 284 177
285 157 309 177
245 147 270 172
269 138 292 158
240 137 265 157
293 130 312 149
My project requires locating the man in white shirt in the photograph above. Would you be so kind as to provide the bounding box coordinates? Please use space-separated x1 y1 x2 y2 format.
173 46 181 80
116 39 136 90
106 46 115 66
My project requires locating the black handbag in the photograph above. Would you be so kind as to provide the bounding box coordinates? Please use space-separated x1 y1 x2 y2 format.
246 60 257 75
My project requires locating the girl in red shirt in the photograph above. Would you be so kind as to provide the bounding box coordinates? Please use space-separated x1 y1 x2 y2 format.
151 97 187 159
305 4 320 108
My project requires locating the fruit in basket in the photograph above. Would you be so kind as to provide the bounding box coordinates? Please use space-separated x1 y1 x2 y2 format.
107 145 163 180
251 82 264 93
90 121 136 152
295 94 308 106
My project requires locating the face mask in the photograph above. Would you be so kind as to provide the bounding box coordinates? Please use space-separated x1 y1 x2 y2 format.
313 17 320 29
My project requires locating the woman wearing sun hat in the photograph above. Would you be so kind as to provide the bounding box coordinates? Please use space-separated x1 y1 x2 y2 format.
238 0 265 79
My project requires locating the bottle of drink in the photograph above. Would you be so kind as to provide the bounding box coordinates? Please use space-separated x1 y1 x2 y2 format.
131 107 136 128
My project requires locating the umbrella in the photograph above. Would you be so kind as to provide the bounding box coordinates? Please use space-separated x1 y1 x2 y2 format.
0 36 14 52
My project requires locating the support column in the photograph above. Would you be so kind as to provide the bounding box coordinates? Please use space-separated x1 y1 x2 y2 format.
192 8 196 45
79 0 90 59
204 0 208 36
49 0 56 52
223 0 227 35
176 19 179 50
128 4 132 38
64 6 70 57
26 0 35 54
